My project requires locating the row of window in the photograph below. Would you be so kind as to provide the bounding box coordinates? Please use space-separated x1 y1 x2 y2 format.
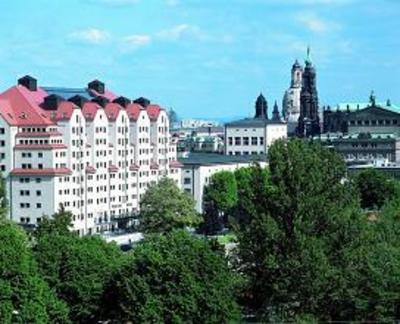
228 137 265 146
349 119 398 126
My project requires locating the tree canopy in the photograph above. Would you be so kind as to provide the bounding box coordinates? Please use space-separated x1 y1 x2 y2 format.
33 208 124 323
234 139 400 322
0 219 69 323
102 230 240 323
139 177 201 233
202 171 238 234
352 168 400 210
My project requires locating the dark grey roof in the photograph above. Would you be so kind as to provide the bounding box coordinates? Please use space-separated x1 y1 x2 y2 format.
42 87 93 100
225 117 285 127
179 152 267 166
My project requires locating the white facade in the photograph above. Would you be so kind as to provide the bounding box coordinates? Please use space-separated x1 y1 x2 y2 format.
225 123 287 156
180 155 267 212
0 77 181 235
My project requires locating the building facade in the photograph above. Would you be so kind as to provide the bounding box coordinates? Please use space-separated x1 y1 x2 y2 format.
0 75 181 235
224 94 287 156
179 153 267 212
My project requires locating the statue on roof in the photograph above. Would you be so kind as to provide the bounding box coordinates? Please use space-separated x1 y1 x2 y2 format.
369 90 376 106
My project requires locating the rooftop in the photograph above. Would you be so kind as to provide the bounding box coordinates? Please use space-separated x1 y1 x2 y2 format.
178 152 267 166
225 117 285 127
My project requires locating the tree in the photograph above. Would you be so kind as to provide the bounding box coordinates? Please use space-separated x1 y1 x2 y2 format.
101 230 240 323
234 139 384 321
202 171 238 234
352 168 400 210
0 219 69 323
139 177 201 233
33 210 123 323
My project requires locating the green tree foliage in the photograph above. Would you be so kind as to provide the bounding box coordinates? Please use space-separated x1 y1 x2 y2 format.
0 219 69 323
352 168 400 210
102 230 240 323
202 171 238 234
234 139 396 322
33 209 123 323
139 177 201 233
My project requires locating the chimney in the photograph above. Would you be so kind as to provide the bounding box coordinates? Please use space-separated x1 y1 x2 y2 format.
133 97 151 108
88 79 105 94
18 75 37 91
68 95 88 108
113 96 131 108
42 94 63 110
92 96 109 108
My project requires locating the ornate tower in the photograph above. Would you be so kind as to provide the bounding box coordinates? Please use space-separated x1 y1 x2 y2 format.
255 93 268 119
283 59 303 134
297 47 320 137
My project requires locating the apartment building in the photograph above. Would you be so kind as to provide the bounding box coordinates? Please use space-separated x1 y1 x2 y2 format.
0 75 181 235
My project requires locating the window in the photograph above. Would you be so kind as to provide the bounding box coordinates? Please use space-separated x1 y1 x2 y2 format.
251 137 257 145
184 177 191 185
38 152 43 158
228 137 233 145
234 137 241 145
36 190 41 196
36 203 42 209
259 137 264 145
36 178 41 183
243 137 249 145
38 164 43 169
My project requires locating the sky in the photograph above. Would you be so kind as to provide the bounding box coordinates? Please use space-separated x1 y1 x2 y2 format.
0 0 399 120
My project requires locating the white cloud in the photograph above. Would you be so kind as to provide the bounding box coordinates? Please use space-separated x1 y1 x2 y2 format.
296 13 341 33
120 34 152 50
69 28 110 44
156 24 201 41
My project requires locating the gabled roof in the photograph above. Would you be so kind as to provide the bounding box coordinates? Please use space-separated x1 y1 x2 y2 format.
126 103 144 121
147 104 162 121
46 101 77 122
0 86 54 126
82 102 101 121
105 103 122 121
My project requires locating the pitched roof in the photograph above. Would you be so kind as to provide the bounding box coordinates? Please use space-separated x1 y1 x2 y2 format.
82 102 101 121
147 104 162 121
0 86 54 126
105 103 122 121
126 103 143 121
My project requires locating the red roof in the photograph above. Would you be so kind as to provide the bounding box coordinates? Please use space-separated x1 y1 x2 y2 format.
0 86 54 126
126 103 143 121
146 104 162 121
14 144 68 150
89 88 117 101
169 160 183 168
11 167 72 176
16 131 62 137
46 101 77 122
82 102 101 121
105 103 122 121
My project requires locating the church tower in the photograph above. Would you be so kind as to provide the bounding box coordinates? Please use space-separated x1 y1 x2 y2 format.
255 93 268 119
282 59 303 134
297 47 320 137
272 101 281 121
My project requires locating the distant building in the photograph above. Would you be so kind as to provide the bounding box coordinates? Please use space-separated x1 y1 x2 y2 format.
321 132 400 164
179 153 267 212
180 119 219 129
323 92 400 135
224 94 287 156
282 59 303 134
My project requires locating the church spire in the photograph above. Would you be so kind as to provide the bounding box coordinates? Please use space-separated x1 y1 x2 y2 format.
272 101 281 121
305 45 312 66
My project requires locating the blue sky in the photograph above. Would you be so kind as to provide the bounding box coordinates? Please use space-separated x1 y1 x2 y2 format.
0 0 398 120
